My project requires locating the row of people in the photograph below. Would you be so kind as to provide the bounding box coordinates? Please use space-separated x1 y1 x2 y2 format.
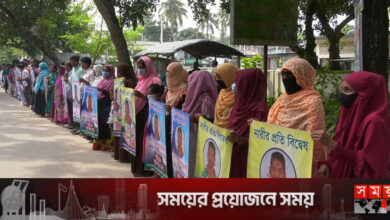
1 56 388 178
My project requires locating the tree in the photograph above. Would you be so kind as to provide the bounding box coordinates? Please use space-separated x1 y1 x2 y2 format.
93 0 157 78
315 0 354 70
177 28 206 40
0 0 72 64
197 12 218 39
341 25 354 35
217 8 230 44
290 0 319 69
159 0 188 41
362 0 389 83
142 17 174 42
124 27 144 56
187 0 230 23
60 3 143 65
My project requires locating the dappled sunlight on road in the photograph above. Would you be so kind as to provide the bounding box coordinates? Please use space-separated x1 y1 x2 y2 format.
0 90 133 178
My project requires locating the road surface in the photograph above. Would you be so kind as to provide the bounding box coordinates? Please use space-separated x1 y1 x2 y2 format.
0 90 133 178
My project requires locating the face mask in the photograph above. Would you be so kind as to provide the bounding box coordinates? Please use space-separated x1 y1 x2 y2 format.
282 77 302 95
102 72 110 78
138 69 146 76
339 93 358 108
231 83 236 94
216 79 227 89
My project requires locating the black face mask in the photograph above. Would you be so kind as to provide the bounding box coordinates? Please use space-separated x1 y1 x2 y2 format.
216 79 227 89
339 93 358 108
282 77 302 95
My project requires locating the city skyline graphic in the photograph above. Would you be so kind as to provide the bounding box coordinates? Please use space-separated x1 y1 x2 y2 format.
0 180 159 220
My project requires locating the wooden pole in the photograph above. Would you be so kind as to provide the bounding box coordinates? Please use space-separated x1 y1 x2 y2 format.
263 45 268 100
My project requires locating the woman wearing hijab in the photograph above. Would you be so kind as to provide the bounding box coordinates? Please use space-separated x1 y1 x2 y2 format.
34 62 50 117
131 57 162 176
267 58 326 178
227 68 269 178
182 70 218 177
166 62 188 109
92 64 115 151
214 63 239 128
52 65 70 124
182 70 218 121
312 71 389 178
134 56 162 113
159 62 188 177
45 64 58 118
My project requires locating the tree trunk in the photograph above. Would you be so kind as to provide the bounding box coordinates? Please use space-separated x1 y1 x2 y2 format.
303 0 319 69
93 0 135 79
207 22 209 39
328 37 342 70
363 0 389 84
169 25 176 41
0 3 61 64
290 0 318 69
317 7 354 70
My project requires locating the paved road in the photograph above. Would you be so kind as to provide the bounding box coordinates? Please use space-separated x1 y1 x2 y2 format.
0 90 133 178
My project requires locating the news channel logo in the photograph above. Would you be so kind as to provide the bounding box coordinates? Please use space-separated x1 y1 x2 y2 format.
354 185 390 214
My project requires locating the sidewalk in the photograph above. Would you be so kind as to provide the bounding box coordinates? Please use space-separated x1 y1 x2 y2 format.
0 90 133 178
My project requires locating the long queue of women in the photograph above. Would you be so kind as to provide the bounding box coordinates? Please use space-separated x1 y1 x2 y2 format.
1 56 389 178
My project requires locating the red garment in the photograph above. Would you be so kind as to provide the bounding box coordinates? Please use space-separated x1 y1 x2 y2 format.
326 71 390 178
227 68 269 178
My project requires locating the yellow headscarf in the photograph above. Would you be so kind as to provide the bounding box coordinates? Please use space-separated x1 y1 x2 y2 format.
214 63 239 128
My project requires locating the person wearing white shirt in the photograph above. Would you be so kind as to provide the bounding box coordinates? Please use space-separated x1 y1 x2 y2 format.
91 64 104 87
79 57 96 97
63 62 74 129
21 64 32 106
14 63 26 104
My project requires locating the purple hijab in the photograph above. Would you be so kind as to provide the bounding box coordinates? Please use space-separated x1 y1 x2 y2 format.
182 70 218 116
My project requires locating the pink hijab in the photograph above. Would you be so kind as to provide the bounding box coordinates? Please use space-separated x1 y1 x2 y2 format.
326 71 390 178
135 56 162 113
97 64 115 100
55 65 65 98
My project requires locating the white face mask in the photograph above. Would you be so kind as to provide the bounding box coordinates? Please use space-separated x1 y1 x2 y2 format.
232 83 236 94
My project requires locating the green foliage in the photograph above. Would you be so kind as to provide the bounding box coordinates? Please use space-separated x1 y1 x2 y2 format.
142 17 174 42
61 2 143 62
217 8 230 44
241 55 263 69
0 47 22 63
197 12 218 39
124 27 144 55
159 0 188 40
177 28 206 40
60 2 95 53
341 24 354 35
266 97 278 108
187 0 230 23
0 0 72 57
114 0 158 29
314 70 348 137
